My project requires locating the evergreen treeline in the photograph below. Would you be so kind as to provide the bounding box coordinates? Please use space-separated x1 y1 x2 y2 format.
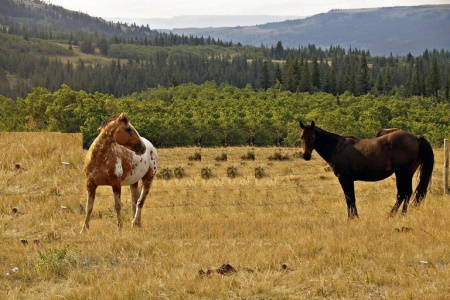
0 0 233 48
1 83 448 148
1 0 449 100
0 0 449 148
1 30 450 101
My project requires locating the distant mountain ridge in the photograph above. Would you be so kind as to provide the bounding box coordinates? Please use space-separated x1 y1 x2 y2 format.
110 15 304 30
171 5 450 56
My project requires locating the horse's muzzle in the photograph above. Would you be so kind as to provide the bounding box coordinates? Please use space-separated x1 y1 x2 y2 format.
134 143 146 155
303 153 312 161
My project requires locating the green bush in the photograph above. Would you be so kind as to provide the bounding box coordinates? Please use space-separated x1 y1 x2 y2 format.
158 168 172 180
215 153 227 161
227 166 238 178
174 166 186 179
201 167 213 179
241 151 255 161
268 151 290 161
188 152 202 161
35 245 77 279
255 166 265 179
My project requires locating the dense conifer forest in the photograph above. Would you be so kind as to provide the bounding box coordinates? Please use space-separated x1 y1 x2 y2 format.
0 0 449 147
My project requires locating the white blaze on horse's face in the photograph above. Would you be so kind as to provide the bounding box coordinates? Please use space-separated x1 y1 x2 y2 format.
114 120 146 155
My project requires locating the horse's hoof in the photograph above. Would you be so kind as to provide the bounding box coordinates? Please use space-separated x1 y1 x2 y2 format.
131 220 141 228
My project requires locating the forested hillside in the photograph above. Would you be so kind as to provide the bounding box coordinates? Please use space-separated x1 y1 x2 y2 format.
1 28 449 101
0 0 449 148
173 5 450 56
1 0 449 100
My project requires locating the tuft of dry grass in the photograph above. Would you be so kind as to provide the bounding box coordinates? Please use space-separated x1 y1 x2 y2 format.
1 134 449 299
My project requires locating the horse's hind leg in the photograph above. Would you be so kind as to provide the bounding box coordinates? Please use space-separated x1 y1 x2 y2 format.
400 175 413 215
130 182 140 219
390 172 413 217
132 170 155 227
81 181 97 234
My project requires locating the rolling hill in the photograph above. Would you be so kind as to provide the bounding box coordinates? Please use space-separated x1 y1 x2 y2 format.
171 5 450 56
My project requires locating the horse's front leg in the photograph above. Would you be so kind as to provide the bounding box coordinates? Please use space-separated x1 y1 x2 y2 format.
130 182 140 219
81 181 97 234
112 184 123 230
338 176 359 219
132 171 155 228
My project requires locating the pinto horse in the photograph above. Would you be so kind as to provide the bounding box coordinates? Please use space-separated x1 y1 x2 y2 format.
300 121 434 218
81 113 158 233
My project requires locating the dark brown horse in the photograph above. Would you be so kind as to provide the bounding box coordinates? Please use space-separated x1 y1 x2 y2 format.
300 121 434 218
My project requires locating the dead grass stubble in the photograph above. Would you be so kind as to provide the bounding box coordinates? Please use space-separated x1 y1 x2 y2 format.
0 135 449 299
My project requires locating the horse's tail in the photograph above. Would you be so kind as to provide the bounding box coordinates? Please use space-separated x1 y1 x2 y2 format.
412 136 434 206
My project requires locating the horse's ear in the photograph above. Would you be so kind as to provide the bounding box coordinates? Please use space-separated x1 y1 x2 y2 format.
118 113 128 124
311 120 315 128
300 121 305 129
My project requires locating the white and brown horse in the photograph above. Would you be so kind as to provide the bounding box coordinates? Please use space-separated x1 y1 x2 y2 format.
81 113 157 233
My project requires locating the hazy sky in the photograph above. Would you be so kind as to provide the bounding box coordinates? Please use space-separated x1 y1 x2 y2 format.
49 0 449 19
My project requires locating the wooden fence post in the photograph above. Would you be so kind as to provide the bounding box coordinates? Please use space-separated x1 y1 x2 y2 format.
444 139 449 195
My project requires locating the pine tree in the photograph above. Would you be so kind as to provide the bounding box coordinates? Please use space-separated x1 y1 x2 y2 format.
383 66 392 94
324 67 336 95
97 37 109 55
274 41 284 60
445 77 450 101
374 71 384 95
311 55 321 90
79 40 95 54
299 60 311 93
427 57 440 97
410 68 420 96
283 57 298 92
357 51 370 95
293 58 300 88
260 61 271 90
274 63 282 85
345 55 356 94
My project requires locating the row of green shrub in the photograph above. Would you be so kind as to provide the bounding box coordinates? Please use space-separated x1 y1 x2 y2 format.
1 83 448 147
157 166 267 180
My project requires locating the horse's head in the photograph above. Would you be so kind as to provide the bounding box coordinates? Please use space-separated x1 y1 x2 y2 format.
111 113 146 155
300 120 316 161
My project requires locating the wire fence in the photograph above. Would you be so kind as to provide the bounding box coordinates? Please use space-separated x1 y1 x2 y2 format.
1 173 398 211
0 147 420 211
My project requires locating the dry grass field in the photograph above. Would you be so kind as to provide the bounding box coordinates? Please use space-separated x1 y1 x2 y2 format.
1 132 449 299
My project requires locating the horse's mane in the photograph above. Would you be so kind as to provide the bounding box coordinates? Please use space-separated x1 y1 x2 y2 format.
100 115 129 129
316 126 346 140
